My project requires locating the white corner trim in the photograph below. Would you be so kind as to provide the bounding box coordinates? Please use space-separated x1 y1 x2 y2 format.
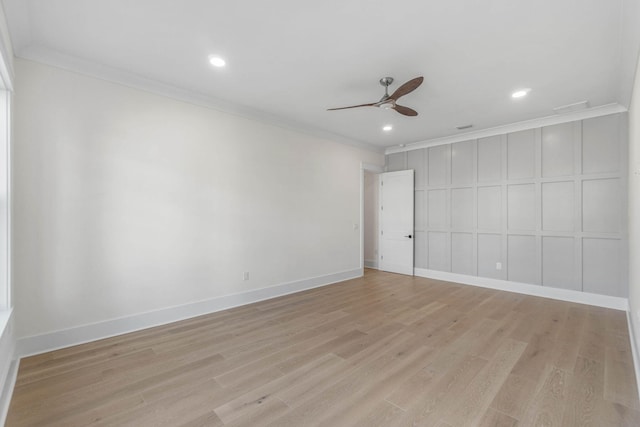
0 0 15 90
16 268 362 358
627 310 640 404
364 259 379 269
414 268 629 311
0 359 17 426
386 104 628 155
361 163 384 173
0 308 15 427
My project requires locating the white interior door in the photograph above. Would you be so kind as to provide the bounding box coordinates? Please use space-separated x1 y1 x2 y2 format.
379 170 414 275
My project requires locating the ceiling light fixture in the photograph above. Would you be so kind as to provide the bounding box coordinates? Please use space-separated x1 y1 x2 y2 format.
208 55 226 67
511 88 531 98
383 125 393 132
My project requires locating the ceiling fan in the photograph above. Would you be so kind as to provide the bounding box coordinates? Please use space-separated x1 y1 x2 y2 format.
327 76 424 116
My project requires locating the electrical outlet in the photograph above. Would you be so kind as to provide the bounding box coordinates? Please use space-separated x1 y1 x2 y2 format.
242 272 249 281
496 262 502 270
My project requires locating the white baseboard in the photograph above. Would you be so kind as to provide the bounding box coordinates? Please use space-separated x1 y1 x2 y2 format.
16 268 362 358
364 259 378 269
0 309 16 427
414 268 628 311
627 310 640 404
0 359 18 426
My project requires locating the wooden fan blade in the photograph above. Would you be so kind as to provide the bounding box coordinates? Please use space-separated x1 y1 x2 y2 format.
390 77 424 100
327 103 376 111
394 105 418 116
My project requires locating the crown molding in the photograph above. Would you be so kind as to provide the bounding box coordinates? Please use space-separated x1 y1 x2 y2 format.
385 103 628 155
14 47 628 158
16 47 384 154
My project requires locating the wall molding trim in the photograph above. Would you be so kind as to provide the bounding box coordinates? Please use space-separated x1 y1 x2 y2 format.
626 310 640 405
15 50 383 154
0 359 17 426
414 268 628 311
16 268 362 358
386 103 628 154
0 309 15 427
364 259 378 269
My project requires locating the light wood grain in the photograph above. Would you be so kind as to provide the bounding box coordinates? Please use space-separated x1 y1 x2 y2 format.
6 269 640 426
478 408 518 427
561 356 604 426
519 365 570 426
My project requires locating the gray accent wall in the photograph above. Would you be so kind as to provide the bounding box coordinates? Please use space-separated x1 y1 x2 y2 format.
386 113 628 297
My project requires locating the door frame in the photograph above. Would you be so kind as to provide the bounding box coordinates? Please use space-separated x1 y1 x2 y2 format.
360 162 384 275
378 169 415 275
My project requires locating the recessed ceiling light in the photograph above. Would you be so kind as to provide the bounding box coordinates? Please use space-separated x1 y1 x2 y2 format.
511 88 531 98
208 55 226 67
383 125 393 132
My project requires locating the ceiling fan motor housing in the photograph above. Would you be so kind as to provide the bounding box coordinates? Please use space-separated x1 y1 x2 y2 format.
379 77 394 87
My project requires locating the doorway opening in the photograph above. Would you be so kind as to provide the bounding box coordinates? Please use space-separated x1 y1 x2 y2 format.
361 163 383 273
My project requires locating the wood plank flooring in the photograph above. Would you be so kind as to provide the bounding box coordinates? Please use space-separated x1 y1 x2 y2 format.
6 269 640 426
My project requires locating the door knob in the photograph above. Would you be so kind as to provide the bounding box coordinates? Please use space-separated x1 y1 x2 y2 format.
405 235 412 239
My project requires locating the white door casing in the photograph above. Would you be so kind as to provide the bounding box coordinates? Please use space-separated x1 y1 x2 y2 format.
379 170 414 275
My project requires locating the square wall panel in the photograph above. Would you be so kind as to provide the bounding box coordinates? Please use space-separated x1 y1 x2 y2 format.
542 123 574 177
582 178 621 233
451 232 474 275
507 129 535 179
478 136 502 182
415 190 425 231
478 233 502 279
542 181 574 232
452 140 474 186
508 235 539 285
508 184 536 231
583 238 621 296
414 231 427 269
582 115 620 174
429 145 451 187
542 237 577 290
428 231 450 272
428 189 448 229
477 186 501 230
408 149 426 188
451 188 473 229
386 152 406 172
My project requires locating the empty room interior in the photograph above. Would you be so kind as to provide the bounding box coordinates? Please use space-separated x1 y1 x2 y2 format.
2 0 640 425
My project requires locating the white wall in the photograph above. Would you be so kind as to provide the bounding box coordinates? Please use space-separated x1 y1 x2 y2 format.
629 53 640 364
363 171 378 268
387 113 628 298
12 59 383 340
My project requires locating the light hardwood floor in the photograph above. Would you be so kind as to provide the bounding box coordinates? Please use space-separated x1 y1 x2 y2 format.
7 269 640 426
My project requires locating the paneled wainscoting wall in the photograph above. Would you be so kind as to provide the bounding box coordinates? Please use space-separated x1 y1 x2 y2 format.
386 113 628 298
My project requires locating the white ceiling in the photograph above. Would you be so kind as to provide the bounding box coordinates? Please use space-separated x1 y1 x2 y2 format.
3 0 640 151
